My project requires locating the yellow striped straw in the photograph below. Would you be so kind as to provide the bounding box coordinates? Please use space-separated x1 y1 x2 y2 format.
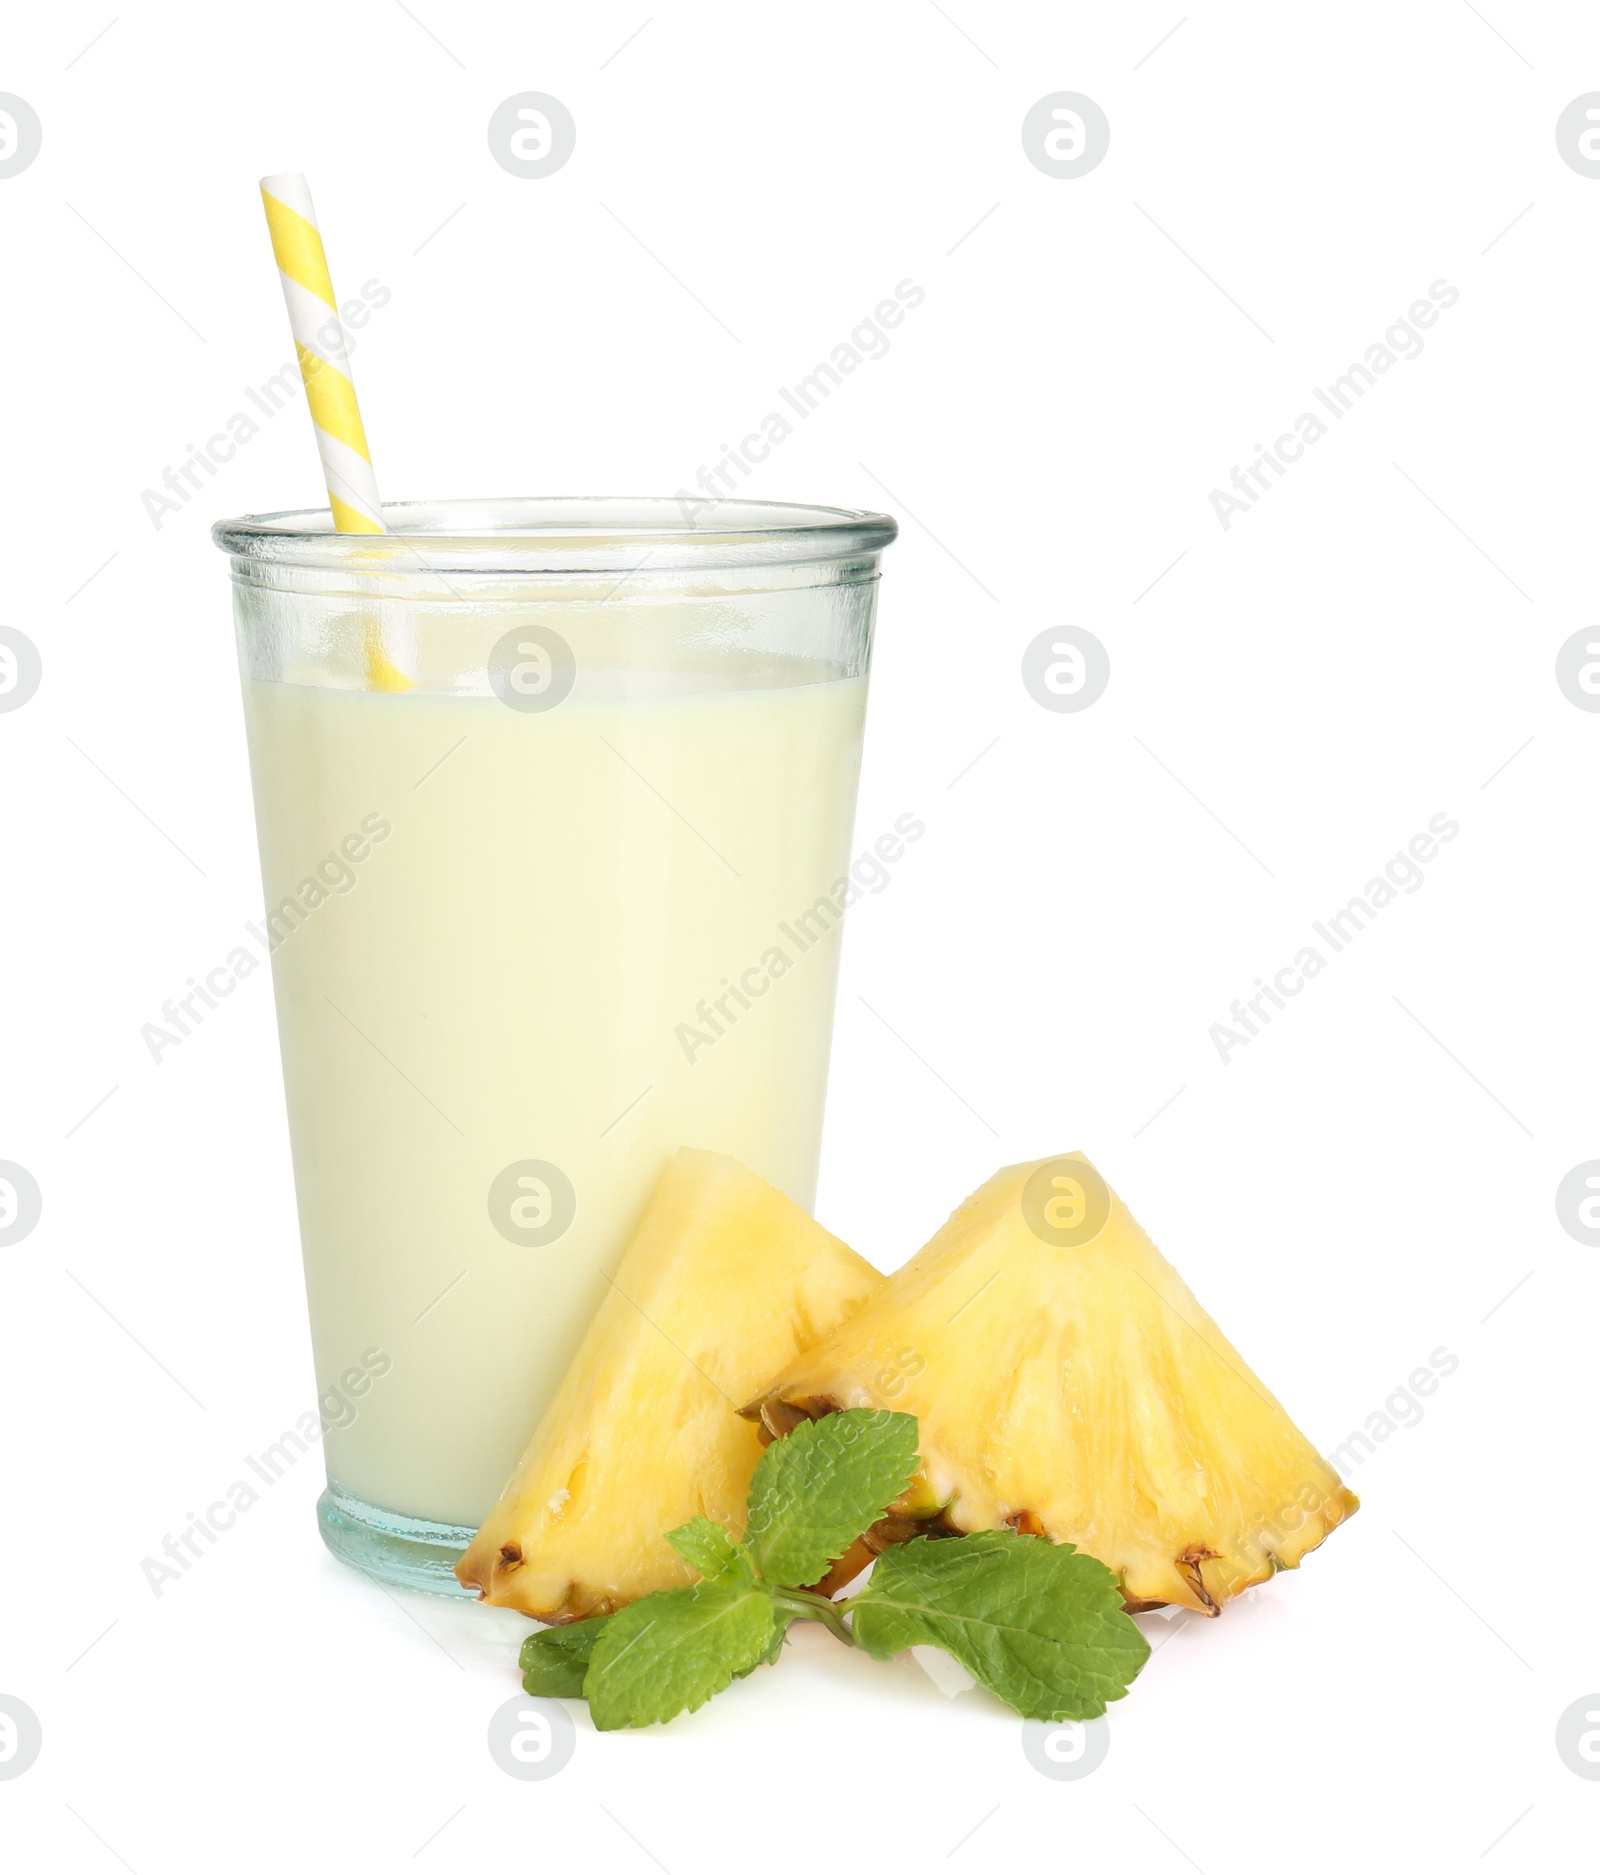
259 173 410 689
259 172 383 533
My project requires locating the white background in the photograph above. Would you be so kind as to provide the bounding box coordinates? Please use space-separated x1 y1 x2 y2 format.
2 1 1596 1867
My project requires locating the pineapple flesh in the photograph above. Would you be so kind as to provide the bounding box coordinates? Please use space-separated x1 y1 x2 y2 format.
457 1148 882 1619
744 1153 1357 1616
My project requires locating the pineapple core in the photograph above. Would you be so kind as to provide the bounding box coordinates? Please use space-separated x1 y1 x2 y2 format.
458 1148 882 1619
744 1152 1358 1616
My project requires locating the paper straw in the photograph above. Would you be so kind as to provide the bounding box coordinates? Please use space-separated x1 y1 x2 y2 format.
258 172 384 534
258 173 410 690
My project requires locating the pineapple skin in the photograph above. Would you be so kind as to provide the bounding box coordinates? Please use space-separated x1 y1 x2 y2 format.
457 1148 882 1619
745 1154 1358 1617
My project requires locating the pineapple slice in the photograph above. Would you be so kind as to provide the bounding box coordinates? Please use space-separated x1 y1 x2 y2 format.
457 1148 882 1619
744 1153 1357 1616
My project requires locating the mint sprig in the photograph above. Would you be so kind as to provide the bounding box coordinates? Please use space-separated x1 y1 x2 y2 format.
515 1409 1150 1730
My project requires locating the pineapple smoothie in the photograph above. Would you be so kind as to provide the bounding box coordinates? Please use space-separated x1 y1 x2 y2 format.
241 665 869 1533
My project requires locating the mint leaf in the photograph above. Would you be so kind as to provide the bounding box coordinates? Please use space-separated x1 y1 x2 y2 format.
665 1517 751 1585
585 1581 780 1731
849 1532 1150 1721
735 1620 789 1679
744 1409 920 1588
519 1617 607 1698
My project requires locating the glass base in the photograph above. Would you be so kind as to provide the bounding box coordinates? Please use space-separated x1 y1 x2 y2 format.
317 1483 478 1597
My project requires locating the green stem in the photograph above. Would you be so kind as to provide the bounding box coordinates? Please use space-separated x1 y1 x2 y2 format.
770 1587 857 1647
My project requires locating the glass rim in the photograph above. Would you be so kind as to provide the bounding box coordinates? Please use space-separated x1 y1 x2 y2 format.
212 495 897 575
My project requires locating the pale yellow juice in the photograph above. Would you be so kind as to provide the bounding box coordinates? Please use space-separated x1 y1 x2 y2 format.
242 668 867 1527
